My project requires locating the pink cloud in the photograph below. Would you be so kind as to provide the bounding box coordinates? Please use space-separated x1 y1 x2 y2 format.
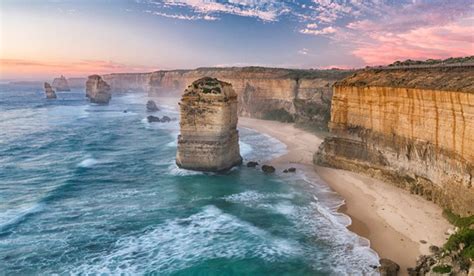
351 19 474 65
0 58 158 79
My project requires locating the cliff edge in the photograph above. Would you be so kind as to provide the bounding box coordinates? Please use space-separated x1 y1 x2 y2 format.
315 67 474 216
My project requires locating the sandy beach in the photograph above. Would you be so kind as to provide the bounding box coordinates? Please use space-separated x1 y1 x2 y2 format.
239 117 451 274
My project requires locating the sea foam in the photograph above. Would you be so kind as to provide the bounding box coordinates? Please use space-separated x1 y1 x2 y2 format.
78 158 98 168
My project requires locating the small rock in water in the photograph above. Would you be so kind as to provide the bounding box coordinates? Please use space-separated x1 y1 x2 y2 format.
147 115 173 123
283 167 296 173
147 115 161 123
161 116 171 123
262 165 275 173
123 110 128 113
247 161 258 167
146 100 159 112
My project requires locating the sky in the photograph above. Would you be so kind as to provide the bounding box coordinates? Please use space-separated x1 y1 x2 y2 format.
0 0 473 80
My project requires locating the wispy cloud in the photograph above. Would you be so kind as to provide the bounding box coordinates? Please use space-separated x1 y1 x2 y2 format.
137 0 474 66
139 0 289 22
300 26 336 36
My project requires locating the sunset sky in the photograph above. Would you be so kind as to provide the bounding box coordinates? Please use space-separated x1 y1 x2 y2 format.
1 0 473 80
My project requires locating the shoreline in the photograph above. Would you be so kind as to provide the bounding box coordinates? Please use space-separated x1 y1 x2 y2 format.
238 117 451 274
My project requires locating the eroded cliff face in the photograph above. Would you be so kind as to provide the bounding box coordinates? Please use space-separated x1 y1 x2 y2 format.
176 77 242 171
104 67 352 129
315 67 474 215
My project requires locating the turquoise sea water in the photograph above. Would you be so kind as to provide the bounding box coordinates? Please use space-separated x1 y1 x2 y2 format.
0 85 379 275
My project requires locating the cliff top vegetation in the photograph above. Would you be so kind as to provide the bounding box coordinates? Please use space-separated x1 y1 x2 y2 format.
335 66 474 93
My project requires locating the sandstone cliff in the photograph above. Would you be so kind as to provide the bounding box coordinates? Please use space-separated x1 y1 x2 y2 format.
315 66 474 215
52 75 71 91
86 75 112 104
176 77 242 171
103 67 352 129
44 82 57 99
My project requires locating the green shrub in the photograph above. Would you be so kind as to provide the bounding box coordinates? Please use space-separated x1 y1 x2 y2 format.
442 209 474 228
432 265 452 273
441 210 474 262
262 109 294 123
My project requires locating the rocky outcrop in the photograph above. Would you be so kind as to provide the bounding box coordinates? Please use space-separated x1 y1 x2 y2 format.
103 67 352 129
52 75 70 91
44 82 56 99
378 258 400 276
147 115 171 123
262 165 276 173
176 77 242 171
146 100 159 112
86 75 112 104
315 66 474 216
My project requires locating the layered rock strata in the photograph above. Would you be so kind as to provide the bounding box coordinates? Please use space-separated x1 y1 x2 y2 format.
44 82 57 99
315 67 474 215
103 67 352 129
86 75 112 104
52 75 71 91
176 77 242 171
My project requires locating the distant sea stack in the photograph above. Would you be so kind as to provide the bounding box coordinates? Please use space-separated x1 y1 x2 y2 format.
315 66 474 215
52 75 71 91
44 82 57 99
86 75 112 104
176 77 242 171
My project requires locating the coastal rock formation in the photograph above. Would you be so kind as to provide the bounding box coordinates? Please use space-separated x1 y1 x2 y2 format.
247 161 259 168
262 165 276 173
147 115 171 123
315 66 474 215
52 75 70 91
146 100 159 112
176 77 242 171
44 82 56 99
378 258 400 276
103 67 352 129
86 75 112 104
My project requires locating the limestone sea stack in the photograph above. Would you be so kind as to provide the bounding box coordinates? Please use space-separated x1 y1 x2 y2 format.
176 77 242 171
44 82 57 99
52 75 71 91
86 75 111 104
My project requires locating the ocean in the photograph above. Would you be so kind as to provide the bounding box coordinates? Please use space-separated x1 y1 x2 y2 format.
0 85 379 275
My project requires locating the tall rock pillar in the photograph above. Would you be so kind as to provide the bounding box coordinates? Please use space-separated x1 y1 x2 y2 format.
176 77 242 171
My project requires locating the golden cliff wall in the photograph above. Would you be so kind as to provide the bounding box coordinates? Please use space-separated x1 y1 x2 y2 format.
316 67 474 215
103 68 352 129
